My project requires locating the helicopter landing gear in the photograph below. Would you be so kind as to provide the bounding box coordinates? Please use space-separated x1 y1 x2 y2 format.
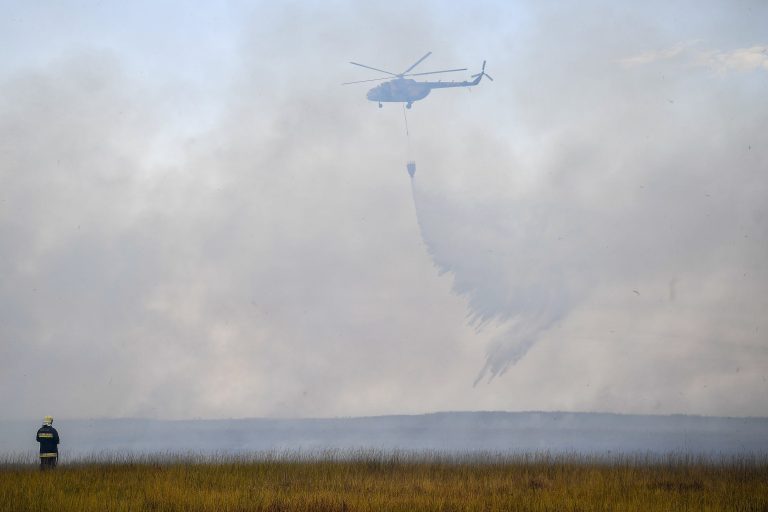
378 102 382 108
406 102 413 109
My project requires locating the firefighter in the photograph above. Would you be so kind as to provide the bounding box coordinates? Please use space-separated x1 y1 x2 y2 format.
36 416 60 470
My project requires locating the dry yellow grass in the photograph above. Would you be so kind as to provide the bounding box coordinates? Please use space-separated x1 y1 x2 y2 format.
1 452 765 511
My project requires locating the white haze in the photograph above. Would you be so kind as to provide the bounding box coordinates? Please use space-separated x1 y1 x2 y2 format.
0 0 766 420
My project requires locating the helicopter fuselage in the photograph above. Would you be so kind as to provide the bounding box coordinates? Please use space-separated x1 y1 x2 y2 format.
366 75 482 106
366 78 431 103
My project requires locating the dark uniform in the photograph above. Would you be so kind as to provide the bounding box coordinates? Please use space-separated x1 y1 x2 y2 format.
36 423 60 469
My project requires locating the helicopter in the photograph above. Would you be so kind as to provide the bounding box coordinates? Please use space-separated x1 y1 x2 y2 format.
343 52 492 109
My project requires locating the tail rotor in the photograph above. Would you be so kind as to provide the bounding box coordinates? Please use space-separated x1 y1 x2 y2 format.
471 60 494 82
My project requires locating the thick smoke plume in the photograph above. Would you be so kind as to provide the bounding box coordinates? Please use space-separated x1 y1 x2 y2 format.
1 1 767 419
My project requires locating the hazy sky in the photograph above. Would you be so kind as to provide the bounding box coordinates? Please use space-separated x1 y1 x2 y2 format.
1 1 766 420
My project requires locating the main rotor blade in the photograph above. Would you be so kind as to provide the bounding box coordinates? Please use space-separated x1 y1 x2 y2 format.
401 52 432 75
405 68 467 77
341 76 390 85
349 62 397 76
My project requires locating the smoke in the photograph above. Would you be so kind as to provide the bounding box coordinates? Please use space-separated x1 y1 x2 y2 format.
408 33 768 382
1 0 767 420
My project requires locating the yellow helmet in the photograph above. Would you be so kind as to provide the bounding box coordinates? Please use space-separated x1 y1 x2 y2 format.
43 416 53 426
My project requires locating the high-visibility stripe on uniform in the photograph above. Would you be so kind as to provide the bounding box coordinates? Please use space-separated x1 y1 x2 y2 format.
40 453 57 458
38 433 54 438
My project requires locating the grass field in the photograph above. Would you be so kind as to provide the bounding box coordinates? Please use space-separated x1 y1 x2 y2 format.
1 452 766 511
